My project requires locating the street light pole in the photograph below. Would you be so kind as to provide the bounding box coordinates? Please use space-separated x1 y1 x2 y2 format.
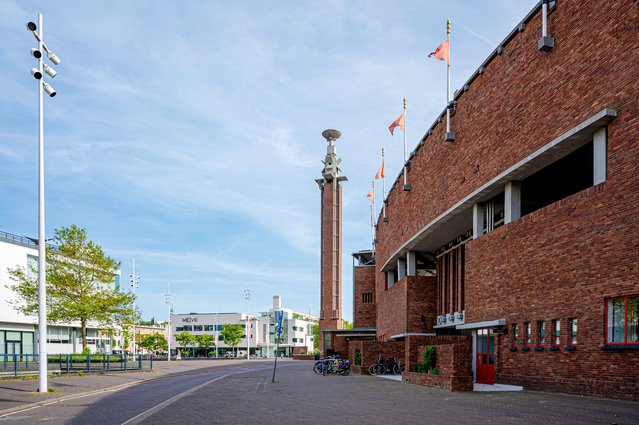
244 285 254 360
26 13 60 394
164 282 174 362
129 259 140 357
212 313 220 358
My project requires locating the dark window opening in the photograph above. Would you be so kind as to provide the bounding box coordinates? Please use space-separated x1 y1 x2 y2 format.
362 292 374 304
521 142 593 216
436 244 466 317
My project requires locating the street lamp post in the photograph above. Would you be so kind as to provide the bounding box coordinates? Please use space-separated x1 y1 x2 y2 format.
164 282 174 362
244 285 254 360
129 259 140 357
26 13 61 394
212 313 220 358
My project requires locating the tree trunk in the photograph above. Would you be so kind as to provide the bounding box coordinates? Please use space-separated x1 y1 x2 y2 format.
81 318 87 353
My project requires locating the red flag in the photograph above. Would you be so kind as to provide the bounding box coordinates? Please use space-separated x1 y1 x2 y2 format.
375 161 385 179
367 189 374 203
388 112 405 135
428 39 450 65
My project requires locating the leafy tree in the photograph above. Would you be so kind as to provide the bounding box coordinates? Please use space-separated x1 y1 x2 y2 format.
343 320 354 330
139 333 168 353
175 331 196 353
6 225 136 353
220 324 244 356
196 333 214 348
312 324 319 351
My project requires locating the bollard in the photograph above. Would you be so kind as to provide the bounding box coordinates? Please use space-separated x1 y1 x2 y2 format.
66 355 70 374
14 354 18 377
87 354 91 373
107 353 110 372
124 354 127 371
150 354 153 370
138 354 142 370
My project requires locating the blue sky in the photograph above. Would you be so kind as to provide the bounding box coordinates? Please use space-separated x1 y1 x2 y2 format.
0 1 537 322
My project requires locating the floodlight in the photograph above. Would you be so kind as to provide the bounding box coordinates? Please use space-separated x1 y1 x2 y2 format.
43 63 57 78
31 68 42 79
43 82 56 97
31 48 42 59
26 21 37 31
47 52 61 65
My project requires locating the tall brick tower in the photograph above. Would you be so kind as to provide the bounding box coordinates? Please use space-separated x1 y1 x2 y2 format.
317 129 346 339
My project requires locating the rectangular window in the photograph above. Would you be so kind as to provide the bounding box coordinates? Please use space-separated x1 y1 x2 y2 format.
606 296 639 345
537 321 545 346
524 322 531 347
203 325 214 331
552 320 561 346
175 327 184 332
193 325 203 331
362 292 373 304
436 244 467 317
569 318 577 346
511 323 518 347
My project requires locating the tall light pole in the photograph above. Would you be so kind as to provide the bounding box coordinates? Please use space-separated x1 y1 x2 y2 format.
164 282 174 362
26 13 61 394
244 285 254 360
129 259 140 357
212 313 220 358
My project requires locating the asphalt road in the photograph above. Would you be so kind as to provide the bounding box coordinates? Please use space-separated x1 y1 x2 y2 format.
0 360 637 425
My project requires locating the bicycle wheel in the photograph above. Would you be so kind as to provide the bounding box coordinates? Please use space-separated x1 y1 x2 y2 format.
376 364 387 375
313 362 322 375
392 363 401 375
339 366 351 376
368 364 378 375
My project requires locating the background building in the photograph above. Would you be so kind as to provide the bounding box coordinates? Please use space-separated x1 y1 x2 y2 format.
0 230 118 355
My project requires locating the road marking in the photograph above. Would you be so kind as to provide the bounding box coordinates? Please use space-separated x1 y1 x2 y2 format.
120 374 230 425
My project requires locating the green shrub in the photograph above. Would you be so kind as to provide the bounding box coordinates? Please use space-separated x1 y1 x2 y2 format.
354 351 362 366
299 348 307 355
411 361 428 373
422 346 436 371
429 368 440 375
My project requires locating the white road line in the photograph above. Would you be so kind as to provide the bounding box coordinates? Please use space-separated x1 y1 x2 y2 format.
120 374 230 425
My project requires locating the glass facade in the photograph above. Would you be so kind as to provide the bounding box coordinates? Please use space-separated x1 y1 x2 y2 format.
0 330 35 355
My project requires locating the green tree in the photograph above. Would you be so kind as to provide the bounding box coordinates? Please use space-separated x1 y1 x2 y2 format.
6 225 136 353
312 324 319 352
139 333 168 353
196 333 214 349
343 320 353 330
220 324 244 356
175 331 196 354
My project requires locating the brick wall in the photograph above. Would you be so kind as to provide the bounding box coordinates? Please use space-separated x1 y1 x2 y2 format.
349 340 404 374
319 180 343 332
376 275 436 339
370 0 638 400
353 265 376 328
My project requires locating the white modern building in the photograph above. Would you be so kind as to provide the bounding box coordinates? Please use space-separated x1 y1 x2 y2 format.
170 295 317 357
0 230 119 355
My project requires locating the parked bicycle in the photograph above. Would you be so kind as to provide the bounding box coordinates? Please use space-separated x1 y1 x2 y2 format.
368 355 403 375
313 355 351 376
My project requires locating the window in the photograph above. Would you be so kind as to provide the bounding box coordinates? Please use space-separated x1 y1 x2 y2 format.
436 243 466 317
193 325 203 331
204 325 214 331
569 318 577 346
552 320 561 346
511 324 518 347
537 321 545 346
175 326 184 332
606 296 639 345
524 322 531 348
362 292 374 304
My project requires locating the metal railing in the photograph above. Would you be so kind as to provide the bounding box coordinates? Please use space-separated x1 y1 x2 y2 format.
0 353 153 378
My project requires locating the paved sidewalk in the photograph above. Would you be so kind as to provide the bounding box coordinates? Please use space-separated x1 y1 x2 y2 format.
0 358 285 415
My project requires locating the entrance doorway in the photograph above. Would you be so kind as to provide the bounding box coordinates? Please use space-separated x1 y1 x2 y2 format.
476 329 495 384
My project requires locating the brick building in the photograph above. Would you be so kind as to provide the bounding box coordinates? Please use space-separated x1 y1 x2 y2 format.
325 1 638 400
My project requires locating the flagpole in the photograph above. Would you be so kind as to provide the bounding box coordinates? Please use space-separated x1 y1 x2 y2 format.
382 148 387 220
446 19 451 134
372 179 376 219
402 98 408 190
370 204 375 249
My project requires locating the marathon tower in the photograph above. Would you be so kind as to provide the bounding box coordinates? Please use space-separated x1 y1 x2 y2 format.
317 129 346 337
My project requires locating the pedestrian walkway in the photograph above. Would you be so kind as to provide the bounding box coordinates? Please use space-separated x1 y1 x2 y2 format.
0 358 285 417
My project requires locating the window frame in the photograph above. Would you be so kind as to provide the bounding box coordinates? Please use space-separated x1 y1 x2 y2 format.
523 322 531 348
552 319 561 347
568 318 577 346
605 295 639 346
537 321 545 347
511 323 519 348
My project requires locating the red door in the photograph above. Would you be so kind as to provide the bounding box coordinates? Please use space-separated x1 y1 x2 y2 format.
476 329 495 384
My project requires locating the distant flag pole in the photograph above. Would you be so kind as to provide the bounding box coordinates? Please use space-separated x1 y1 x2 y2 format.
388 100 408 189
370 204 375 248
446 19 451 135
375 148 387 220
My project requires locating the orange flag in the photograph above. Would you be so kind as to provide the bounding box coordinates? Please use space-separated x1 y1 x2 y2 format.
367 189 375 203
375 161 385 179
428 39 450 65
388 112 405 135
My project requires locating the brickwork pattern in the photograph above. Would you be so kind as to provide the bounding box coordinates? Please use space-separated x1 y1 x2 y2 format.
353 265 376 328
371 0 638 400
319 181 343 333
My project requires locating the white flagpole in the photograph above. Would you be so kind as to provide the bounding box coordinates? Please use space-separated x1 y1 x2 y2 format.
382 148 387 219
372 179 376 219
402 98 408 188
446 19 451 133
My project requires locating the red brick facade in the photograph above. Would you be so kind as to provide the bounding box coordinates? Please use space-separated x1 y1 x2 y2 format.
319 180 343 334
353 265 376 328
356 0 638 400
